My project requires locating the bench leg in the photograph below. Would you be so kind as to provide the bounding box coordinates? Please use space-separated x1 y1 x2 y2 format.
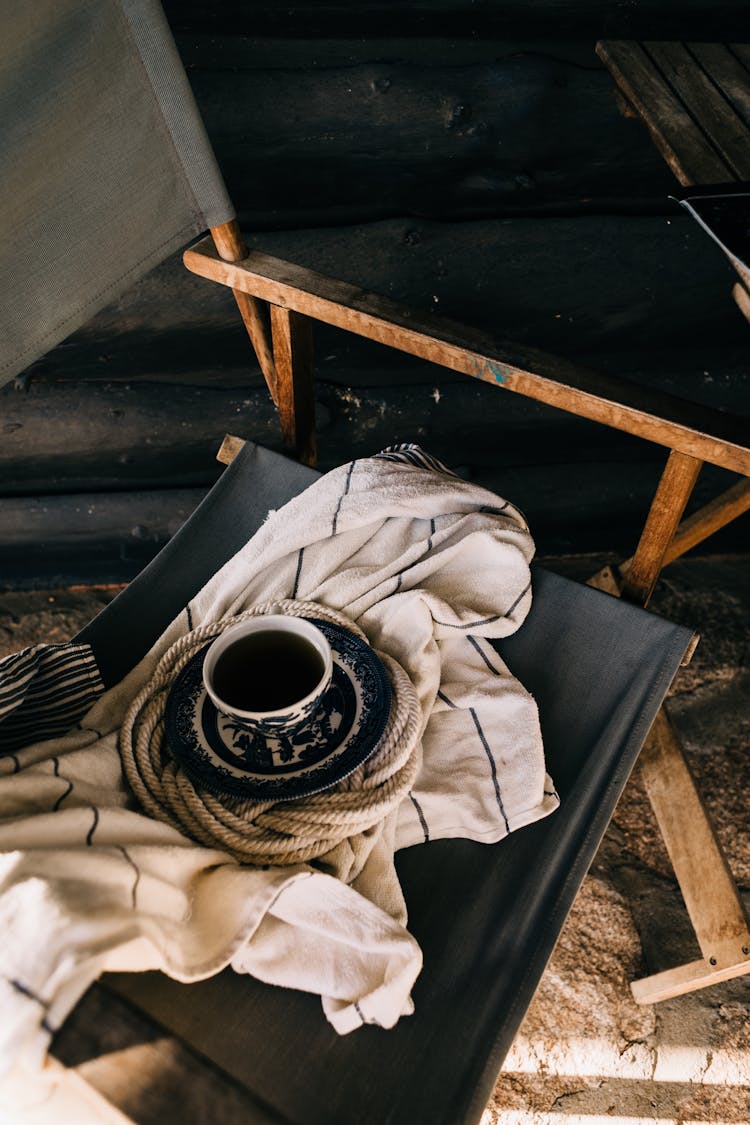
270 305 317 467
589 476 750 597
210 222 278 404
621 449 702 606
588 453 750 1003
631 709 750 1004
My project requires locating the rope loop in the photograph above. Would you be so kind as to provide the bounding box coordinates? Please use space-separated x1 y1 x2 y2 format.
119 601 422 866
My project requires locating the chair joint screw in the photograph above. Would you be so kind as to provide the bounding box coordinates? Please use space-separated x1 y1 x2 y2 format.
709 957 718 966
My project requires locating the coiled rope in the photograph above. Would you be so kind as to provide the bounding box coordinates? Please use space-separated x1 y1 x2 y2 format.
119 600 422 866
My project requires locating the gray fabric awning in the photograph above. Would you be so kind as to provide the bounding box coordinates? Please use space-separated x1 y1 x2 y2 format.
0 0 234 390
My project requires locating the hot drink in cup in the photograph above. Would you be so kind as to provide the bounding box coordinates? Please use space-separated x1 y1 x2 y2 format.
202 616 333 737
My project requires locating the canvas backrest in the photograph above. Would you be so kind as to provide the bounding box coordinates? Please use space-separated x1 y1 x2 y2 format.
0 0 234 390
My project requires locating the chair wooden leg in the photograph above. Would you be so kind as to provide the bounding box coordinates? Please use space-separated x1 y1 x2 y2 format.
631 709 750 1004
587 454 750 1004
646 474 750 568
270 305 317 467
209 221 278 404
620 449 703 606
589 476 750 597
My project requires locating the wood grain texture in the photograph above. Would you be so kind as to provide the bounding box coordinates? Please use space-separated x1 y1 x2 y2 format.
642 41 750 180
595 40 733 185
660 475 750 564
632 951 750 1004
594 476 750 593
28 215 749 383
621 450 703 605
637 709 750 967
211 221 278 401
187 44 676 228
184 238 750 475
270 305 316 465
209 219 246 262
217 434 246 465
689 42 750 132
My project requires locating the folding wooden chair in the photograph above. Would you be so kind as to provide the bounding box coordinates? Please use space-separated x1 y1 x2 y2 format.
48 438 693 1125
183 183 750 1009
588 39 750 1002
0 3 738 1119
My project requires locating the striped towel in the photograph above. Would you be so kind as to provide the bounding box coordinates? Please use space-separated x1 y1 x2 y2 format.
0 444 558 1091
0 643 104 755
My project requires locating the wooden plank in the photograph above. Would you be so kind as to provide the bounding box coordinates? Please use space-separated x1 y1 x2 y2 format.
270 306 317 466
30 214 749 385
5 459 729 590
689 42 750 132
661 475 750 564
632 951 750 1004
642 41 750 181
596 40 733 184
595 476 750 592
217 434 246 466
210 221 278 403
0 380 283 494
0 489 208 589
183 238 750 475
637 709 750 969
620 450 702 605
728 44 750 87
4 370 714 501
190 48 679 228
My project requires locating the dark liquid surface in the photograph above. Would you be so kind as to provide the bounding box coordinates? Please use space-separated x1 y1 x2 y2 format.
211 630 325 712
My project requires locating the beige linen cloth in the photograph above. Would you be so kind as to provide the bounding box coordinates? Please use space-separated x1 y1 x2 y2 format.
0 448 558 1093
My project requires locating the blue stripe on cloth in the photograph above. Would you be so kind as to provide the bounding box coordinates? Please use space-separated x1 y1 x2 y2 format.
469 706 510 833
467 635 502 675
118 846 141 909
292 546 305 598
6 978 54 1034
432 613 501 631
86 807 100 846
438 689 511 834
331 461 356 536
409 792 430 842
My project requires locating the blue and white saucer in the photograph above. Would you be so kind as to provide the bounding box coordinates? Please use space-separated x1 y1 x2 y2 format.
164 618 392 801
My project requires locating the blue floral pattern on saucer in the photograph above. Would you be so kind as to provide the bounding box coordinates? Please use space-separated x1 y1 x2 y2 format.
164 618 392 800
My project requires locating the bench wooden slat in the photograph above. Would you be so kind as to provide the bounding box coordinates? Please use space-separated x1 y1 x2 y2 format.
595 40 732 184
184 239 750 475
642 41 750 181
728 44 750 82
689 43 750 134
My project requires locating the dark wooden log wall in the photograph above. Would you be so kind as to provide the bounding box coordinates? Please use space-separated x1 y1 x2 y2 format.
2 1 749 586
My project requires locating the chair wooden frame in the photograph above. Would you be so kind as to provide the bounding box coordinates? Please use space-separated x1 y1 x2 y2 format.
593 38 750 1001
193 209 750 1007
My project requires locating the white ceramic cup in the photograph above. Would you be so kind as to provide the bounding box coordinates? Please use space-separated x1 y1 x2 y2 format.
202 615 333 737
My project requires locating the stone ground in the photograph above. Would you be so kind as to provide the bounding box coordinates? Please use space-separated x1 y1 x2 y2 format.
1 554 749 1125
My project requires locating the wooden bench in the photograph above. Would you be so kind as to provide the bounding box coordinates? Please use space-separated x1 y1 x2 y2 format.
187 52 750 999
597 40 750 317
591 39 750 1002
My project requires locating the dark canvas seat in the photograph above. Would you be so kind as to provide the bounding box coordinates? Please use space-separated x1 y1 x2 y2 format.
1 3 736 1116
55 441 692 1125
